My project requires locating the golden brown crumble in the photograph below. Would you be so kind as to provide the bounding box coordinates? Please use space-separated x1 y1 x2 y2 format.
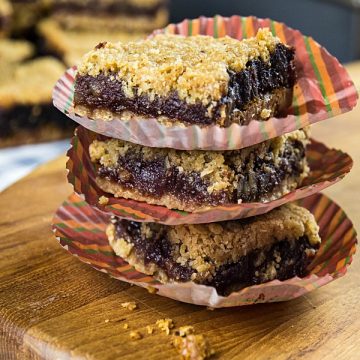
173 334 214 360
78 29 280 105
146 325 155 334
175 326 195 337
260 108 272 119
147 286 158 294
129 331 142 340
123 323 129 329
156 318 174 335
121 301 137 311
98 195 109 205
107 203 320 282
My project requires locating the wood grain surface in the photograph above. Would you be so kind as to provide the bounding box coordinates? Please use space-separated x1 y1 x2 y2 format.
0 63 359 360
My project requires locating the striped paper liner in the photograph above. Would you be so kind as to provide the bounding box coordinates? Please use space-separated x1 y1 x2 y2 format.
52 192 357 307
66 126 353 225
53 15 358 151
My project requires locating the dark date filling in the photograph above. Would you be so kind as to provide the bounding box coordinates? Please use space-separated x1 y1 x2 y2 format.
208 235 315 295
97 139 305 206
114 219 317 296
116 220 193 282
74 43 296 126
54 0 167 16
0 104 75 138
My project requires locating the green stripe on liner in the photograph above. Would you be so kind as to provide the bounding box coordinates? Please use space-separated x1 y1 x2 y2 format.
107 205 143 220
270 20 277 36
319 259 330 272
65 83 75 112
259 121 269 141
73 135 79 151
74 227 103 233
173 209 189 216
304 36 332 115
55 223 67 229
228 126 235 149
241 17 247 38
84 249 99 255
72 200 87 208
188 19 193 36
75 248 114 256
213 15 218 38
322 237 333 254
344 256 351 266
101 250 115 256
59 237 73 244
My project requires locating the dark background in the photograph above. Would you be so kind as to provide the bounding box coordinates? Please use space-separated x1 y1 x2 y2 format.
169 0 360 63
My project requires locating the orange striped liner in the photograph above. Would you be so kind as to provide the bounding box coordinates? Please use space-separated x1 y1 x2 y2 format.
52 191 357 306
77 256 112 268
308 38 340 112
73 241 112 252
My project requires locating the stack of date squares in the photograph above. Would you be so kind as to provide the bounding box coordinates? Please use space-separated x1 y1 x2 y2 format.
53 16 358 307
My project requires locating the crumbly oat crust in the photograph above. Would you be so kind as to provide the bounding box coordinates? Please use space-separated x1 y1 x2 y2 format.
38 18 145 66
78 29 280 106
96 175 301 213
0 57 66 108
54 7 168 33
0 39 34 67
74 86 292 127
107 203 320 285
90 129 309 211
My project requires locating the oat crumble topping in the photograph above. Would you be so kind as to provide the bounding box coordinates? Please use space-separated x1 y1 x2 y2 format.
78 29 280 105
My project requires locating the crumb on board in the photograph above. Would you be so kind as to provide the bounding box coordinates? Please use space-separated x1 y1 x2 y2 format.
123 323 129 329
98 195 109 205
173 334 215 360
104 319 109 323
129 331 142 340
121 301 137 311
175 326 195 337
147 286 158 294
146 325 155 334
156 318 174 335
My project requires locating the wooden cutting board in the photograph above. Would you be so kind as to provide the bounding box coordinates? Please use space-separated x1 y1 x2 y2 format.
1 63 360 360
